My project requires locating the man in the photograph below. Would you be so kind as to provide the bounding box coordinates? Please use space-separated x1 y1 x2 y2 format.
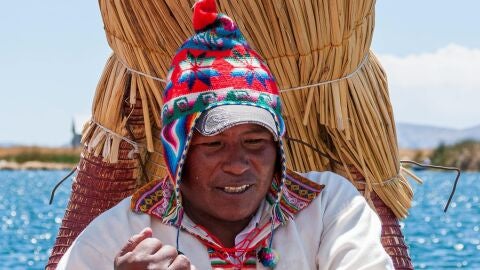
57 0 394 269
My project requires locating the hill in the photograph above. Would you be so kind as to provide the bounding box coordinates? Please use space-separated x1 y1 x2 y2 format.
430 140 480 171
396 123 480 149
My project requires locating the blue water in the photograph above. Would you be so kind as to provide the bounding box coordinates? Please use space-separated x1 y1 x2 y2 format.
0 171 70 269
0 170 478 269
402 171 480 269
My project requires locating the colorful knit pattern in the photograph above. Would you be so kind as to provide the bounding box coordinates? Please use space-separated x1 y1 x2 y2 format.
157 0 287 224
163 2 277 104
208 247 258 269
162 88 282 126
130 177 179 224
257 247 280 268
267 169 325 218
161 112 198 187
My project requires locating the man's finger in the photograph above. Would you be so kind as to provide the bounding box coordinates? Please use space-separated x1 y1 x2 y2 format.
145 244 178 268
117 227 153 256
133 237 164 255
166 254 191 270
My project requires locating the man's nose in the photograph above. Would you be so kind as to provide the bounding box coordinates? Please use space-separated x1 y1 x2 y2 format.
221 145 249 175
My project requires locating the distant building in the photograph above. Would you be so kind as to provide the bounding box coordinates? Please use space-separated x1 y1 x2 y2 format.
71 120 82 148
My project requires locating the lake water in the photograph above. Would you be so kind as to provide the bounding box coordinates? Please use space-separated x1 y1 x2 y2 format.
0 170 479 269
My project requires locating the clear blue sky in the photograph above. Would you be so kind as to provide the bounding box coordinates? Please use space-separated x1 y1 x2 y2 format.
0 1 479 146
373 0 480 55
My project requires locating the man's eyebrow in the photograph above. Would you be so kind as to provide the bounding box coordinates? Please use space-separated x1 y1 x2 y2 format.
242 126 273 134
194 125 273 138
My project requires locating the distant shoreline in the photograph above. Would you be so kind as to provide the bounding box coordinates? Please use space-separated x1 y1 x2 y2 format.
0 146 80 170
0 160 75 170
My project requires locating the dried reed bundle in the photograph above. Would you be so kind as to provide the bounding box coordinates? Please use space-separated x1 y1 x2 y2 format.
47 88 149 269
77 0 201 184
214 0 416 218
84 0 417 218
46 142 139 269
48 0 418 267
48 3 190 267
82 0 192 160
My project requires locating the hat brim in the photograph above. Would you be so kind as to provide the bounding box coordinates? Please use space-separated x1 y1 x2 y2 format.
194 105 279 140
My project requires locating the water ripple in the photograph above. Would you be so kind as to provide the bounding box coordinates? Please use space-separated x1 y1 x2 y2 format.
1 170 479 269
0 170 71 269
404 171 480 269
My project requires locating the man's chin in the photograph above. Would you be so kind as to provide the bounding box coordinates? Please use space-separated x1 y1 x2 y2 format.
214 208 257 223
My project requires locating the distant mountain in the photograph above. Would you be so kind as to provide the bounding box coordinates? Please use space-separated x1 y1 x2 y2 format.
2 124 479 150
396 123 480 149
0 142 18 147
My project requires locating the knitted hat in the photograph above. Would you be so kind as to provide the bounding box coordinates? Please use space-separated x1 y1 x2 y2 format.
159 0 287 224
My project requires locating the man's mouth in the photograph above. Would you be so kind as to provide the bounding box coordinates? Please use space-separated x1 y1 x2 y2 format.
220 184 252 194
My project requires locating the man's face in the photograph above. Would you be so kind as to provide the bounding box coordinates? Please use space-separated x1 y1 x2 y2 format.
181 124 277 223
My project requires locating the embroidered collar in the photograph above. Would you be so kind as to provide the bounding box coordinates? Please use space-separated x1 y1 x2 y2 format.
131 169 324 225
131 169 324 268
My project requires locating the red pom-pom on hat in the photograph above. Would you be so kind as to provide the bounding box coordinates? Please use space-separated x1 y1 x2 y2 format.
193 0 218 32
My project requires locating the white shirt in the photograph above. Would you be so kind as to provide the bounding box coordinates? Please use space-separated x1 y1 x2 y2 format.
57 171 394 269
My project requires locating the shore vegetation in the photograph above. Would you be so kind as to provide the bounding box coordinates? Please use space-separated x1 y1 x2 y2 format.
0 146 81 170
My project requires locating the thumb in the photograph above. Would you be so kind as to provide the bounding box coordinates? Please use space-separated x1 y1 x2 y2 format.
117 227 153 256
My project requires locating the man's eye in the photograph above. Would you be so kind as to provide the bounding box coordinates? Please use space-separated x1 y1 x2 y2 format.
245 139 264 145
202 141 222 147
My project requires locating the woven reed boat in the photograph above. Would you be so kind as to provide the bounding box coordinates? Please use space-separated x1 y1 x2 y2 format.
47 1 418 269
